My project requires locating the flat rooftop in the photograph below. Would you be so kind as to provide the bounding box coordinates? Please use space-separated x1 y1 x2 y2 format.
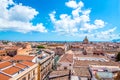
73 67 91 77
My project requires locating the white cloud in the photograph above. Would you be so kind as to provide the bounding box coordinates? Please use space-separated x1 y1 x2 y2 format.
101 27 116 35
49 0 119 40
76 27 118 40
94 20 105 27
65 0 84 9
49 0 105 34
94 27 117 40
80 19 105 32
0 0 47 33
49 12 78 34
9 4 38 22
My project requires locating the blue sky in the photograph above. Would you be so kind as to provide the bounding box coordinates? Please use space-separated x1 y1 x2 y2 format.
0 0 120 41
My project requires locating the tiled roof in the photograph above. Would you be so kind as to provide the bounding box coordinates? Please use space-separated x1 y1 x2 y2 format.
49 70 69 80
74 60 120 67
0 50 6 54
12 55 34 61
74 54 105 57
0 61 12 69
2 66 21 75
0 73 11 80
59 54 73 63
49 70 69 77
15 63 27 69
65 50 73 54
73 54 108 60
5 46 20 50
50 76 69 80
21 61 35 66
1 56 11 61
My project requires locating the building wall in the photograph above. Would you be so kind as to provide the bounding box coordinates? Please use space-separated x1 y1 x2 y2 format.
57 62 72 70
17 48 31 55
38 53 54 80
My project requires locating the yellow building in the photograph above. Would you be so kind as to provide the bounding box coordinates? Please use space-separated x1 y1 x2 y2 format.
37 50 55 80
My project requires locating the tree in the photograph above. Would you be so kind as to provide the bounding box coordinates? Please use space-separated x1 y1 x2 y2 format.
116 52 120 61
37 45 45 49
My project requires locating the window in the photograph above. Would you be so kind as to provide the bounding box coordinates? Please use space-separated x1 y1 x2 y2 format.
28 74 30 80
64 67 67 70
33 70 35 75
22 77 26 80
31 77 35 80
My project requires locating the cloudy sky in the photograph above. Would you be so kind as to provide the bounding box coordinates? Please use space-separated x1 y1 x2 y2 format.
0 0 120 41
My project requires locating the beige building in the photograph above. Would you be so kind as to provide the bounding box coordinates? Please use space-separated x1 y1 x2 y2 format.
0 60 38 80
17 44 32 55
37 49 55 80
10 63 38 80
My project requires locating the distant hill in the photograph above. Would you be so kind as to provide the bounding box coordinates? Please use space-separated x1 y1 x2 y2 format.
112 39 120 42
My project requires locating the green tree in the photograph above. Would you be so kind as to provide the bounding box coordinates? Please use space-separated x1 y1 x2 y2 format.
116 52 120 61
37 45 45 49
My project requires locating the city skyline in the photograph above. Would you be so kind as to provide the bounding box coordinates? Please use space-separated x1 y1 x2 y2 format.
0 0 120 41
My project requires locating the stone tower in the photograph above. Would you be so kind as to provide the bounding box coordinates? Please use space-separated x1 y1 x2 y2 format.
83 36 89 44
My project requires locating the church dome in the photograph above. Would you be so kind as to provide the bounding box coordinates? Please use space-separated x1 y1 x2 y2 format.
83 36 89 44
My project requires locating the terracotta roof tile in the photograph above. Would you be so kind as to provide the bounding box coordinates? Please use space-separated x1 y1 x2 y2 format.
15 63 27 69
0 61 12 69
2 66 21 75
0 73 11 80
12 55 34 61
0 50 6 54
21 61 35 66
1 56 12 60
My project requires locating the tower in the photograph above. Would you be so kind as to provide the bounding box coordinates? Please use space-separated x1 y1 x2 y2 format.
83 36 89 44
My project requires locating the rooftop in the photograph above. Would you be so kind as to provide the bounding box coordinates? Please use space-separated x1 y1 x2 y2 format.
59 54 73 63
49 70 69 77
15 63 27 69
0 73 11 80
73 67 91 77
0 61 12 69
74 60 120 67
49 76 69 80
49 70 69 80
0 50 6 54
12 55 35 61
0 56 12 61
21 61 35 66
5 46 21 50
2 66 21 75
